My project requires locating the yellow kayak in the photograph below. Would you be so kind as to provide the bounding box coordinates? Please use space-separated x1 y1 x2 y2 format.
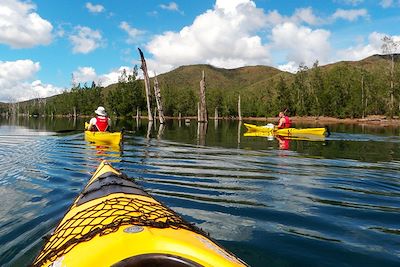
84 122 122 145
32 161 247 267
244 123 327 136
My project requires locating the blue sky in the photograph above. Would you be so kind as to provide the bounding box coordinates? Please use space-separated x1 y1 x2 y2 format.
1 0 400 102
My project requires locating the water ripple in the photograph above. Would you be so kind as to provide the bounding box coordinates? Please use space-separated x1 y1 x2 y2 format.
0 122 399 267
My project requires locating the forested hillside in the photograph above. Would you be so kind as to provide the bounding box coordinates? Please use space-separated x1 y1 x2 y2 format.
2 54 400 119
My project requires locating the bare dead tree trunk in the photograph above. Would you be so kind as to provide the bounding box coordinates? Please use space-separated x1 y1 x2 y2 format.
198 70 207 122
153 75 165 124
73 106 77 118
238 94 242 121
138 48 153 121
214 107 218 120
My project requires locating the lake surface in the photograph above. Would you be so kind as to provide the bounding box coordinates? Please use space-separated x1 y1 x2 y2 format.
0 117 399 267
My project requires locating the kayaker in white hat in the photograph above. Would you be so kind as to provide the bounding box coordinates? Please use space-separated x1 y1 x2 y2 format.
87 106 111 132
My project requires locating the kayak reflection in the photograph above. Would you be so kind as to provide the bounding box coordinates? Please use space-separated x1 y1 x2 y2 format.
243 132 326 150
84 143 123 163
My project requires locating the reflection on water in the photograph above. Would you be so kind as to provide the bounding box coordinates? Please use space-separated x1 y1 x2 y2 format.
0 117 399 267
173 207 256 242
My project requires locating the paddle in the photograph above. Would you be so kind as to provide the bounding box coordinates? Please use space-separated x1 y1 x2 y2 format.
55 129 79 134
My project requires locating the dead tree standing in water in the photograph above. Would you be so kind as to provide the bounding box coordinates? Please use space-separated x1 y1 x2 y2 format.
138 48 153 121
153 74 165 124
238 94 242 121
198 70 208 122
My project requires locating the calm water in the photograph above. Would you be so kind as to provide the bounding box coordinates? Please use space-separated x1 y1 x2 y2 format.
0 117 399 267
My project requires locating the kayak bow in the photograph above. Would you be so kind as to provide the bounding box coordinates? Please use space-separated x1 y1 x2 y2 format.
84 122 123 145
32 161 247 267
244 123 327 136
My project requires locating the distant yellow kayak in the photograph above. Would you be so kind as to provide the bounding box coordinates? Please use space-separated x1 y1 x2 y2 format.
32 161 247 267
244 123 328 136
84 122 122 145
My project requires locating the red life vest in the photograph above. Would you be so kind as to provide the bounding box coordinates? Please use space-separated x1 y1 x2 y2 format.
283 116 291 128
95 116 109 132
278 116 291 129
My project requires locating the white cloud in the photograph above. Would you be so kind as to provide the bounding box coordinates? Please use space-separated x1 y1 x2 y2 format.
264 7 368 27
146 0 271 73
0 0 53 48
144 0 371 75
0 60 39 83
271 22 331 66
69 26 103 54
85 2 105 13
337 32 400 61
380 0 394 8
334 0 364 5
160 2 183 14
292 7 323 25
99 66 137 86
0 60 62 102
30 80 64 99
215 0 250 13
264 7 325 26
72 67 97 85
379 0 400 8
72 66 137 87
277 61 299 73
119 21 145 44
331 8 368 21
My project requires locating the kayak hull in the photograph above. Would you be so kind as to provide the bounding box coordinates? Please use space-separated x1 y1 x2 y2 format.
84 122 122 145
33 161 247 267
244 123 327 136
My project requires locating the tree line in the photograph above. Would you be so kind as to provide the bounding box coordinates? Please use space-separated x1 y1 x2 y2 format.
3 57 400 120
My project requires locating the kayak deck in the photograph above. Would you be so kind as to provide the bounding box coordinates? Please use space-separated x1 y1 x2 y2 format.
244 123 327 136
33 161 247 267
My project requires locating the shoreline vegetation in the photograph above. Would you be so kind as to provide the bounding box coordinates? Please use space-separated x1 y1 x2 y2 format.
175 115 400 126
2 53 400 124
7 114 398 127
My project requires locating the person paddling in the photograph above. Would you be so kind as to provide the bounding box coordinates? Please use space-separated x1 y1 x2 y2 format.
87 106 111 132
277 111 291 129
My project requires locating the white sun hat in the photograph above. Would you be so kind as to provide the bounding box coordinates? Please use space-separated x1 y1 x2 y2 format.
95 106 107 116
